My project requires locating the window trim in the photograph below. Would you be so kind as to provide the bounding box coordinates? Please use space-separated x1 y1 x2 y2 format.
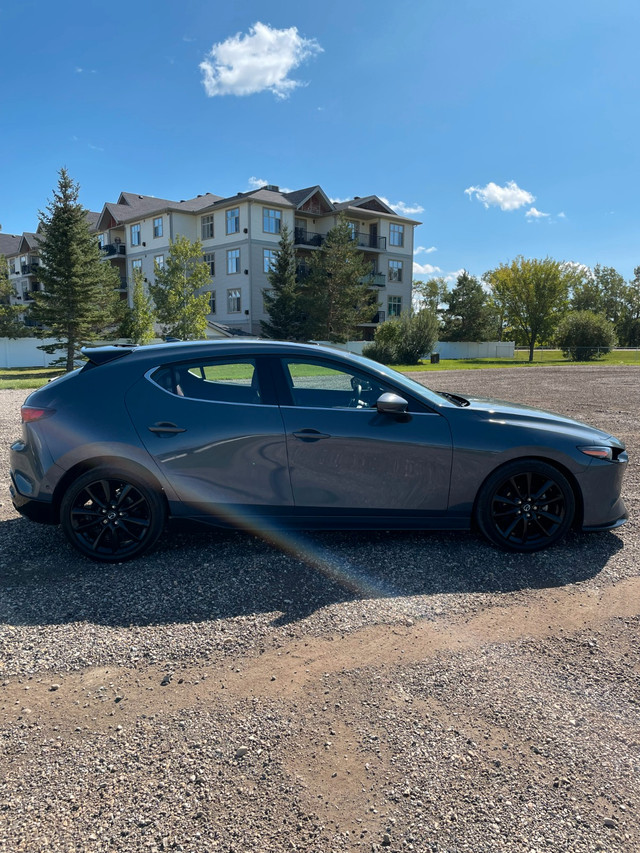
226 207 240 235
153 217 163 239
201 214 215 240
227 287 242 313
227 248 240 275
389 223 404 247
130 223 141 246
263 207 282 234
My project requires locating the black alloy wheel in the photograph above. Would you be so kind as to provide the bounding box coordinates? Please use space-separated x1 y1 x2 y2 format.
476 460 575 552
60 468 165 561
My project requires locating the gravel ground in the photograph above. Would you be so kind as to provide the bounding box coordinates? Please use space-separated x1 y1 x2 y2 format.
1 365 639 853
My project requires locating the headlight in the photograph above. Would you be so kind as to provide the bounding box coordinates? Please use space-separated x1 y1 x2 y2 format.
578 445 613 461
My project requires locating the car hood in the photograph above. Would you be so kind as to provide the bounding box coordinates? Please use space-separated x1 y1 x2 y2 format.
458 395 622 445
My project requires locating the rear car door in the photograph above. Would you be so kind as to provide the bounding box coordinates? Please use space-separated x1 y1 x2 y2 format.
125 356 292 521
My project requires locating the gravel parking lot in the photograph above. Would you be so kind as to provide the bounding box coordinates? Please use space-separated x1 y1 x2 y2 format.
1 365 639 853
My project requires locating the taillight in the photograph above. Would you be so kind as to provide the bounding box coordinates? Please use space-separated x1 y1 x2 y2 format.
21 406 55 423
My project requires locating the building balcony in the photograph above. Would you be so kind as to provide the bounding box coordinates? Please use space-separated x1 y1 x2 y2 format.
360 272 386 287
352 232 386 251
118 277 128 291
101 243 126 258
21 262 39 275
294 228 324 247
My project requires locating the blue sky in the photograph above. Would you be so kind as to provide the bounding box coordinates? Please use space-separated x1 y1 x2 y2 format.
1 0 638 282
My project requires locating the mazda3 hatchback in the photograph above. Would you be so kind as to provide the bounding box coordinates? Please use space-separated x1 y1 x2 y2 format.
10 340 628 561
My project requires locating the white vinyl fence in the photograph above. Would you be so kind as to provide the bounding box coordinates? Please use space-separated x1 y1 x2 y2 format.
0 337 61 368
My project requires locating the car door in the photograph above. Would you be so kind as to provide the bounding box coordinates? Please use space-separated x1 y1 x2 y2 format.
274 356 453 517
125 356 293 521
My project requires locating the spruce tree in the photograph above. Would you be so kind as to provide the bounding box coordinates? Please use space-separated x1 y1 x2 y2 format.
149 235 211 340
304 214 376 342
261 225 307 340
31 168 121 371
119 268 156 344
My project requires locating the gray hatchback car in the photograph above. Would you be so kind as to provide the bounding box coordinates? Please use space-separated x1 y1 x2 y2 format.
10 340 628 561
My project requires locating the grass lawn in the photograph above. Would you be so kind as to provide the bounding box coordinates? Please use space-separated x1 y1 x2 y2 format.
1 349 638 390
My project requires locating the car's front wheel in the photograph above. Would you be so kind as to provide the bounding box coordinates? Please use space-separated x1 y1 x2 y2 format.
475 460 575 552
60 468 165 562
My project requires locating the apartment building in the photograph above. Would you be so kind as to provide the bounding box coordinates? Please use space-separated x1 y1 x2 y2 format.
3 183 419 338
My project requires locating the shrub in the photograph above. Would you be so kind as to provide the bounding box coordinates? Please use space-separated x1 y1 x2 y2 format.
555 310 617 361
363 310 439 365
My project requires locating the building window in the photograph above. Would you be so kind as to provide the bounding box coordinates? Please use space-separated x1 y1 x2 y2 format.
97 233 106 248
204 252 215 276
132 259 143 277
154 255 164 270
388 260 403 282
389 224 404 247
227 288 241 313
263 248 276 273
153 217 163 238
263 208 281 234
9 260 16 274
226 208 240 234
208 291 216 314
388 295 402 317
227 248 240 274
131 224 141 246
347 221 357 239
201 215 215 240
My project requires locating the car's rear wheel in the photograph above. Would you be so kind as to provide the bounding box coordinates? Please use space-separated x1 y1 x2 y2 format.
476 460 575 552
60 468 165 562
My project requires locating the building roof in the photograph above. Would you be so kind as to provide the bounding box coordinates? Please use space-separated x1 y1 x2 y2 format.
96 192 224 230
0 233 22 256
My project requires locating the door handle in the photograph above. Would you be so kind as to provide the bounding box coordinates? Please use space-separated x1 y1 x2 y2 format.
148 421 187 434
292 429 331 442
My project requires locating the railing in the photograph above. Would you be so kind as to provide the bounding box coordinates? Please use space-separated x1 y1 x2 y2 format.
294 228 387 251
361 272 385 287
294 228 324 247
296 263 311 280
372 310 386 323
21 263 39 275
117 277 128 290
101 243 126 257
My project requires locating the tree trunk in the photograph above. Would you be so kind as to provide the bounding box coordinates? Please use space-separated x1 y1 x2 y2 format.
528 339 535 363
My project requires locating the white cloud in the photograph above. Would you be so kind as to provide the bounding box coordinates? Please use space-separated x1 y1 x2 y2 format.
444 268 465 283
379 197 424 216
414 245 437 255
413 262 442 276
247 176 292 193
525 207 550 219
557 211 566 218
200 22 322 99
464 180 534 212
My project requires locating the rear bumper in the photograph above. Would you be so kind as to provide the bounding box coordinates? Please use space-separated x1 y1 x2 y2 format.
9 475 56 524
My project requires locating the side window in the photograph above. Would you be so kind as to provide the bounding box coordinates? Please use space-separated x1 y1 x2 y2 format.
151 359 260 404
281 360 387 409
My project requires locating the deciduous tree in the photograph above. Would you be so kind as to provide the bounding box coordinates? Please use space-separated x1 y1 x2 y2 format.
119 268 156 345
485 257 570 361
439 270 492 341
0 255 27 338
149 235 211 340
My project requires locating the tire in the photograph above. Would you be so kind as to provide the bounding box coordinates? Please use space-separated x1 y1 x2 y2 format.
60 467 165 562
475 460 575 552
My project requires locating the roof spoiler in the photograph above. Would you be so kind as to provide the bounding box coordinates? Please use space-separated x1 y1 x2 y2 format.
81 345 136 367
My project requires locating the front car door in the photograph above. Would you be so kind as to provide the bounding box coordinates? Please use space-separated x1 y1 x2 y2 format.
273 356 453 523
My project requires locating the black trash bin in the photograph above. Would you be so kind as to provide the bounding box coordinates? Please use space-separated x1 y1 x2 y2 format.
430 353 440 364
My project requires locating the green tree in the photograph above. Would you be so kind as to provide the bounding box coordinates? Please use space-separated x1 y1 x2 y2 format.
617 267 640 346
440 270 492 341
303 215 376 342
363 309 439 365
412 276 449 316
485 257 570 362
31 168 121 371
555 310 617 360
119 268 156 344
261 225 307 340
149 235 211 340
0 254 28 338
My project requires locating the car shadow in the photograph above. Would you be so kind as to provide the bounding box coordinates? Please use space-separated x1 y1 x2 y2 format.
0 516 625 629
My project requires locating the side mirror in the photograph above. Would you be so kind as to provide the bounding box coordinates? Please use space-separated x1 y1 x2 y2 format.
376 392 408 414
